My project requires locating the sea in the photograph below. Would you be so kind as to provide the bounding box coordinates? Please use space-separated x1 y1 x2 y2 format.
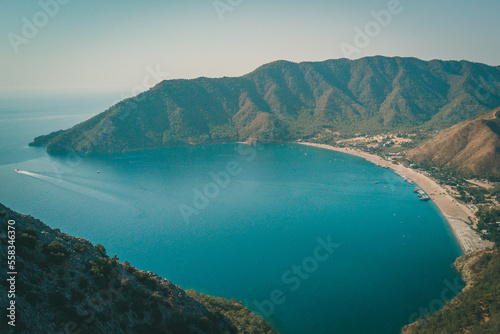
0 93 464 334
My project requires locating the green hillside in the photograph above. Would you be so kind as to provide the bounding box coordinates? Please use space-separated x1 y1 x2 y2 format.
31 56 500 154
0 204 277 334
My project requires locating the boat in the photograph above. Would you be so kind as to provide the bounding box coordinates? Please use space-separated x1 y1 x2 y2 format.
415 189 426 196
97 170 100 174
419 195 430 201
394 171 414 184
14 169 19 172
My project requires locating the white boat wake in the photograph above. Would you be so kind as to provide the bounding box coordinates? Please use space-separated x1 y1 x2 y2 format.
14 169 129 207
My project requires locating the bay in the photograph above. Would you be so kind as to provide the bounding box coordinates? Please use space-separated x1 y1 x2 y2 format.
0 95 463 333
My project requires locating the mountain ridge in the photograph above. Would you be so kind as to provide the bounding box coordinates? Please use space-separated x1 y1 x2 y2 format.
30 56 500 154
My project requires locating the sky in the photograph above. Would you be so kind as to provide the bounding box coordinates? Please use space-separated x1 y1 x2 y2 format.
0 0 499 93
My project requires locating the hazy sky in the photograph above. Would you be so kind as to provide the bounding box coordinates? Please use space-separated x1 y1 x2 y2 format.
1 0 499 92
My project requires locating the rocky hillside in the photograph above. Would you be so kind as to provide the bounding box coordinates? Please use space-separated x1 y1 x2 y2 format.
31 56 500 154
0 204 277 334
402 249 500 333
408 108 500 178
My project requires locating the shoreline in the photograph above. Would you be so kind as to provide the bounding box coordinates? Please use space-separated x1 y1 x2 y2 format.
297 141 493 254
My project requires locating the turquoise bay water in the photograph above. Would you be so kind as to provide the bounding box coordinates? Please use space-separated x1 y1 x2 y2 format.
0 95 463 333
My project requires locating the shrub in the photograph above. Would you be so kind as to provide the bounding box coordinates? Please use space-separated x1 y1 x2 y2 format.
161 285 171 296
135 271 158 289
16 232 37 249
135 271 149 283
95 244 106 256
44 241 69 263
120 278 131 289
90 257 117 286
74 242 88 253
151 291 162 301
124 261 136 274
25 226 37 237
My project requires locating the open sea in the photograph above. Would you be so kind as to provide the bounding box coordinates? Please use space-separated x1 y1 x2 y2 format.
0 93 463 334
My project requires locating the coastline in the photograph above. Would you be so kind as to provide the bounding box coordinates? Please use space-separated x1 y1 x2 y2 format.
297 142 493 254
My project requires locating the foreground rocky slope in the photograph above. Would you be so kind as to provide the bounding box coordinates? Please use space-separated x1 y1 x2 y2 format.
0 203 276 334
31 56 500 154
408 108 500 178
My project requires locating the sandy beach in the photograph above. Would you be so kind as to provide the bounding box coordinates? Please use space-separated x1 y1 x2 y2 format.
298 142 494 254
